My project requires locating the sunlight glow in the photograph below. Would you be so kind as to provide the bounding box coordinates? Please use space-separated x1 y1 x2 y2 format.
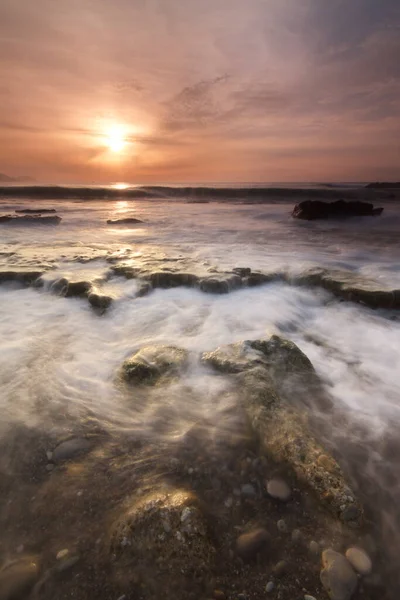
105 124 127 153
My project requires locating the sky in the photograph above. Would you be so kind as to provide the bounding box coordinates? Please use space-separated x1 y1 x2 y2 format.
0 0 399 183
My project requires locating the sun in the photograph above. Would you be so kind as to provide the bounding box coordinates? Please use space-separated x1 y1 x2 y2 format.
105 124 127 153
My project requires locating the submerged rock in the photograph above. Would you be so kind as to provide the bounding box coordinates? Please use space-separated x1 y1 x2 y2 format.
52 437 92 464
199 275 242 294
202 335 361 522
266 479 291 502
149 271 199 289
0 557 39 600
15 208 57 214
121 345 189 384
345 547 372 575
0 214 61 224
110 488 214 598
236 528 270 562
320 550 358 600
65 280 92 297
107 217 143 225
292 199 383 220
0 269 43 286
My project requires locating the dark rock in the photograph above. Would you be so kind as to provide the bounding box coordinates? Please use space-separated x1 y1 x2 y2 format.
15 208 57 214
136 282 152 297
107 217 143 225
0 214 61 224
232 267 251 277
246 272 283 287
320 550 358 600
292 199 383 220
88 292 113 310
236 529 270 562
110 488 214 597
273 560 289 578
149 271 199 289
0 269 43 286
0 557 39 600
52 437 92 464
341 505 362 523
199 275 242 294
65 281 92 297
121 345 189 384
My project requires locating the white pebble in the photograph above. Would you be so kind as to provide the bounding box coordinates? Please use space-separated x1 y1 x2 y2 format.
46 451 53 461
345 547 372 575
56 548 69 560
266 581 274 592
304 595 317 600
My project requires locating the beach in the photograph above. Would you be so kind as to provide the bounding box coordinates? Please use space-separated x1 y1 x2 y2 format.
0 185 400 600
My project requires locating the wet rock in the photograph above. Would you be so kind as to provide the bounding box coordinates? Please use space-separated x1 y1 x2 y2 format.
273 560 289 578
149 271 199 289
241 483 256 497
56 549 69 560
292 199 383 220
320 550 358 600
341 505 361 524
232 267 251 277
291 529 302 543
266 479 291 502
213 591 226 599
56 555 80 573
136 282 152 297
309 541 320 555
201 341 263 374
236 529 270 562
107 217 143 225
277 519 288 533
0 214 61 225
0 558 39 600
88 292 113 310
246 272 283 287
0 269 43 286
110 488 214 597
304 596 317 600
345 547 372 575
121 345 189 384
52 437 92 464
15 208 57 214
265 581 274 593
199 275 242 294
65 280 92 297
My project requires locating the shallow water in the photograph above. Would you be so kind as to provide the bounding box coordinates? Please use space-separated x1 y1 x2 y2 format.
1 194 400 597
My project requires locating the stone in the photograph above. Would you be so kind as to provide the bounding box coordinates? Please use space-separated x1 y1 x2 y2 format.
304 596 317 600
149 271 199 289
236 529 270 562
56 555 80 573
291 529 302 543
0 214 61 225
273 560 289 578
56 549 69 560
292 199 383 220
88 292 113 310
320 549 358 600
199 275 241 294
15 208 57 214
265 581 274 593
107 217 143 225
65 280 92 297
309 541 320 555
277 519 288 533
241 484 256 497
341 505 361 523
345 547 372 576
121 345 189 384
0 558 39 600
266 479 291 502
213 591 226 599
52 437 92 464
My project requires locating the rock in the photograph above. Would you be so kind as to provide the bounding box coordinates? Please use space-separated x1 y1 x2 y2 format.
149 271 199 289
291 529 302 543
110 488 214 597
213 591 226 599
266 479 291 502
52 437 92 464
232 267 251 277
309 541 320 555
236 529 270 562
56 549 69 560
241 484 256 497
88 292 113 310
292 199 383 220
277 519 288 533
265 581 274 593
121 345 189 384
320 550 358 600
273 560 289 577
341 505 361 523
65 280 92 297
0 269 43 286
199 275 242 294
246 272 283 287
0 558 39 600
304 596 317 600
15 208 57 214
0 214 61 224
345 547 372 575
136 282 152 297
56 555 80 573
107 217 143 225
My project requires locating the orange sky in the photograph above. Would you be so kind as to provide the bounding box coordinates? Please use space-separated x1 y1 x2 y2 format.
0 0 399 183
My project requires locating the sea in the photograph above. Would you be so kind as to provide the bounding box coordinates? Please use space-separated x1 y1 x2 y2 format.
0 183 399 598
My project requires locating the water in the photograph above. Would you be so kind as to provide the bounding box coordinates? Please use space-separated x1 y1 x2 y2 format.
0 190 399 597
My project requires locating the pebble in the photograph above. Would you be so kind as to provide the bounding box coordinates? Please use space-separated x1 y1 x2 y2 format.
309 540 320 555
292 529 302 543
0 558 39 599
266 478 291 501
236 528 269 562
56 548 69 560
116 596 127 600
241 484 256 497
46 450 53 461
277 519 288 533
266 581 275 592
53 437 92 464
341 505 361 523
304 596 317 600
345 547 372 576
181 507 192 522
320 549 358 600
273 560 289 578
